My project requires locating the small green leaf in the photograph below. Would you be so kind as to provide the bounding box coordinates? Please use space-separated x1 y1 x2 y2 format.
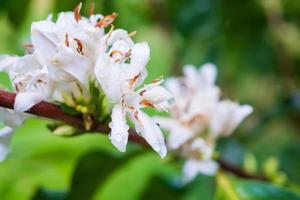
59 103 81 116
215 173 300 200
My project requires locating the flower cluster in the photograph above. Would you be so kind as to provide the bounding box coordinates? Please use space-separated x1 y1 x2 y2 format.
0 3 172 159
155 63 253 181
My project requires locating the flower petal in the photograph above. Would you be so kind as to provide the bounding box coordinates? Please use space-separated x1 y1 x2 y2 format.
0 55 19 72
198 63 217 88
0 108 24 128
31 21 59 64
51 47 93 85
14 92 45 112
133 111 167 158
209 100 253 137
127 42 150 80
0 126 14 162
183 159 219 182
109 104 129 152
183 64 199 90
168 125 194 149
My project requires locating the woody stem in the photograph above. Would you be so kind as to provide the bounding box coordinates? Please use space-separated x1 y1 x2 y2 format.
0 89 267 181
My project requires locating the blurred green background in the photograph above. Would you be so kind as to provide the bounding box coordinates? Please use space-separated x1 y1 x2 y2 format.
0 0 300 199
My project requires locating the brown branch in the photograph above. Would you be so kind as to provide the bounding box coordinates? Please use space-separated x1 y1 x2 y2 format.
218 159 267 181
0 89 266 181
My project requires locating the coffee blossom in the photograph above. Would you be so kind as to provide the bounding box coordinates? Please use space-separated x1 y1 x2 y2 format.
155 64 253 181
0 3 172 158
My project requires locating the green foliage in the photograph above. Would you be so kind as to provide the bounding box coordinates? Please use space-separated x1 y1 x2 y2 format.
215 173 300 200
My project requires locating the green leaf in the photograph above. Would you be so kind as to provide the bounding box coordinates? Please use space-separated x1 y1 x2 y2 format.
141 173 216 200
92 152 165 200
183 175 216 200
0 118 115 200
233 180 300 200
141 176 182 200
66 150 144 200
215 173 240 200
215 173 300 200
59 103 81 116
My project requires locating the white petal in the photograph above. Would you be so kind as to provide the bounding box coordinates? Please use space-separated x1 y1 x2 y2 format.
133 111 167 158
51 47 93 85
140 86 173 109
155 116 195 149
183 64 199 90
198 63 217 87
106 29 134 47
56 12 77 26
0 126 14 162
183 159 219 182
168 125 194 149
225 103 253 136
31 21 59 64
189 138 214 160
94 57 126 102
0 108 24 128
164 78 182 97
14 92 45 112
127 42 150 79
109 104 129 152
0 55 19 72
153 117 176 130
209 100 253 137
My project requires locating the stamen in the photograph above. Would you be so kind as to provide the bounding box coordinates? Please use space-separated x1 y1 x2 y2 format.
128 73 141 88
74 38 84 55
181 114 207 127
65 33 70 47
73 2 82 22
121 95 126 114
89 2 95 16
134 110 141 123
95 12 118 28
105 24 115 46
23 43 33 48
23 43 34 54
139 99 155 108
151 76 164 84
109 49 123 57
139 90 146 96
127 105 135 110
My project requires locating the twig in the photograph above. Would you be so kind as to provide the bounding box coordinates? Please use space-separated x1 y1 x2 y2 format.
0 89 267 181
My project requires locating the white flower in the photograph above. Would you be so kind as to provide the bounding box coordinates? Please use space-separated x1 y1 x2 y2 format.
182 139 218 181
0 108 24 161
95 29 172 157
31 6 105 86
209 100 253 138
0 54 54 112
183 159 219 182
155 63 253 181
0 4 112 111
155 63 220 149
